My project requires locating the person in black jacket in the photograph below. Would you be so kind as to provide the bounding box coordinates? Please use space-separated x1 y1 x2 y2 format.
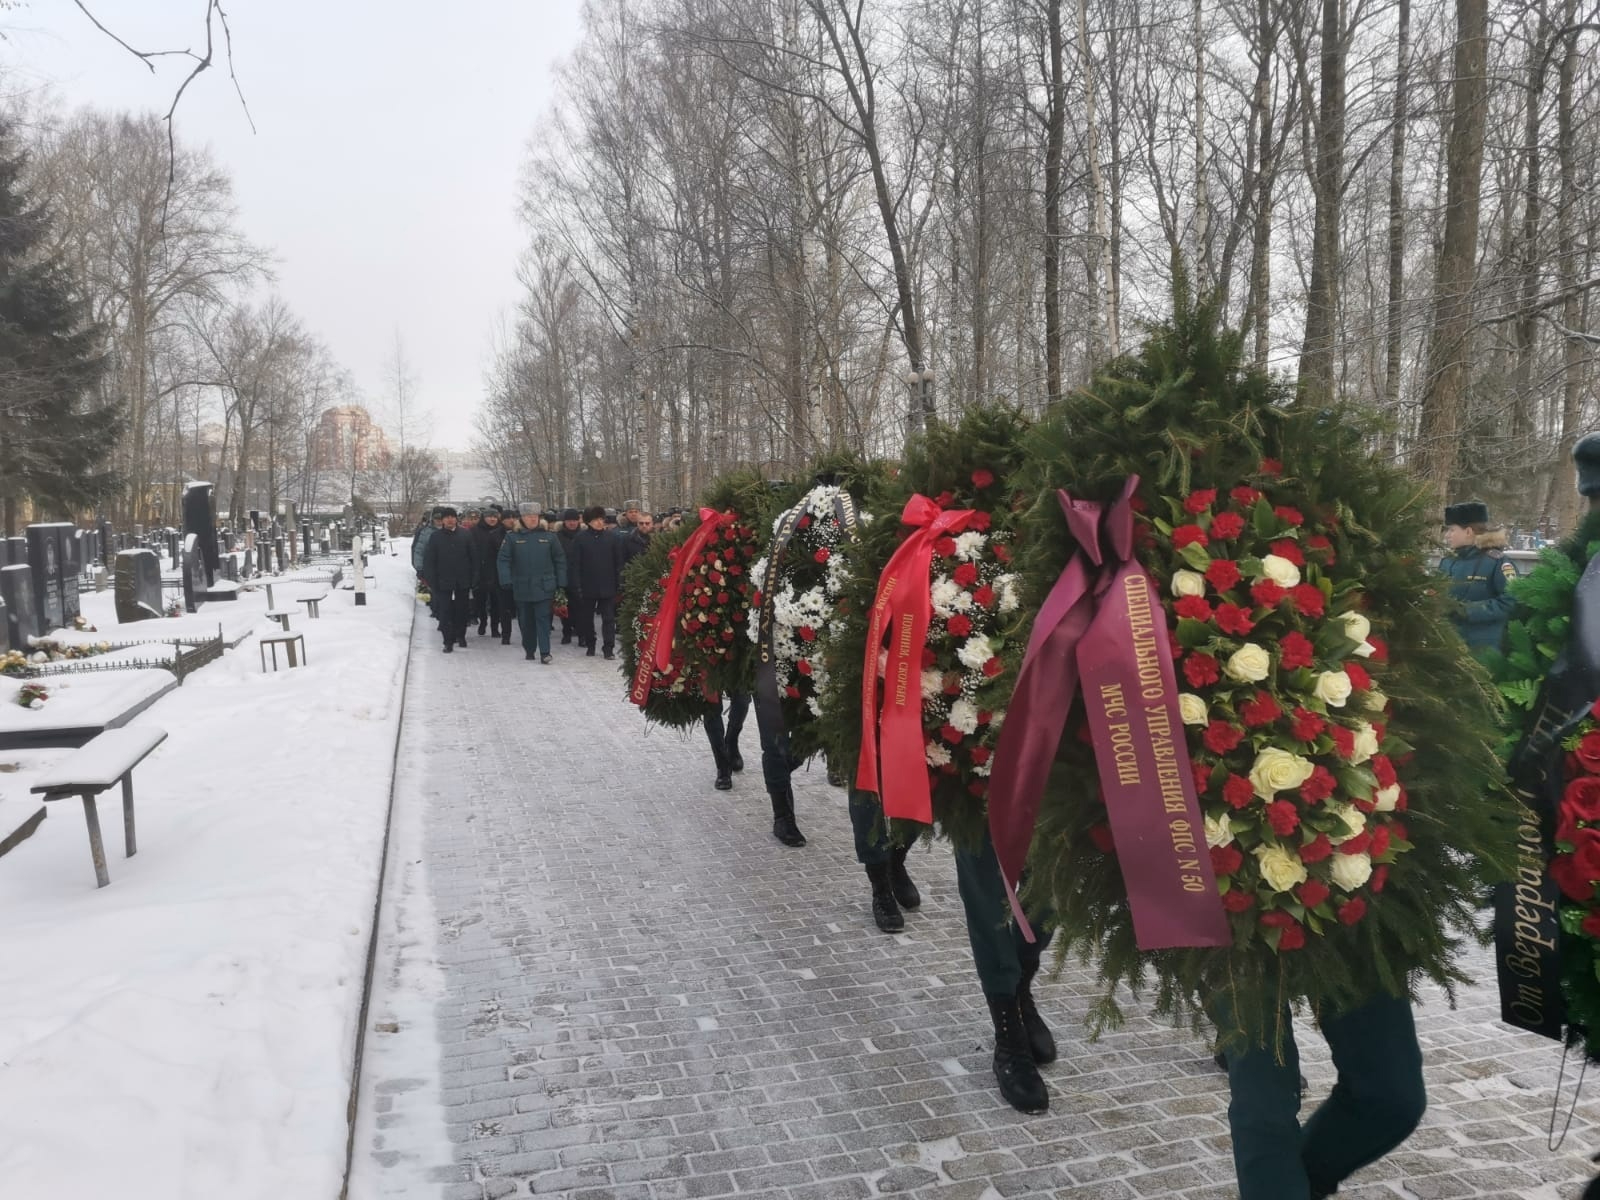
570 505 627 658
422 507 479 652
556 507 584 645
471 506 509 640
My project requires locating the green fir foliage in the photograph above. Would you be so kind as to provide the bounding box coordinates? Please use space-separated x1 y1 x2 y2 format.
693 469 793 697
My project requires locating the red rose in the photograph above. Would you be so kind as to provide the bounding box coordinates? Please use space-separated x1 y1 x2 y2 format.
1577 731 1600 774
1299 834 1333 864
1274 506 1304 528
1222 889 1256 913
953 562 980 587
982 657 1004 678
1183 653 1221 687
1250 580 1286 609
1344 661 1372 691
970 511 993 532
1289 584 1326 618
1279 632 1314 671
1171 524 1209 549
1300 766 1336 803
1297 878 1330 908
946 614 974 637
1553 854 1594 901
943 676 962 696
796 659 813 676
1266 800 1300 835
814 547 831 564
1572 828 1600 884
969 745 991 765
1184 488 1218 514
785 685 801 698
1088 823 1116 854
1211 844 1244 876
1566 776 1600 823
1209 512 1246 540
977 710 993 724
1329 725 1355 760
1229 486 1263 507
1338 899 1367 926
799 625 818 642
940 723 964 745
717 592 730 605
796 514 812 529
933 536 958 558
1290 707 1326 742
971 469 996 489
967 780 987 797
1241 691 1281 728
1175 595 1214 622
1260 458 1283 477
1216 603 1255 636
1371 755 1398 789
1206 559 1242 591
752 591 764 608
697 594 712 609
1277 923 1306 951
1222 774 1255 809
1270 539 1305 566
1203 720 1244 754
973 585 997 608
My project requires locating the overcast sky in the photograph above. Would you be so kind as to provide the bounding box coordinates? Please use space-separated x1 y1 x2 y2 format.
0 0 587 451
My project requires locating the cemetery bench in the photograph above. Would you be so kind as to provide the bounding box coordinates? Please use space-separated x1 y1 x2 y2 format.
295 593 327 619
30 726 167 888
259 630 306 671
265 608 295 631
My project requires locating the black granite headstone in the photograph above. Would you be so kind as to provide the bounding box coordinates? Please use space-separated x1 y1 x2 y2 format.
58 527 81 624
98 519 114 565
182 482 219 586
274 537 286 573
6 536 25 566
113 549 163 623
0 593 8 654
0 540 9 569
302 522 313 558
1 563 38 645
242 547 255 577
221 553 238 583
25 524 65 633
181 533 206 614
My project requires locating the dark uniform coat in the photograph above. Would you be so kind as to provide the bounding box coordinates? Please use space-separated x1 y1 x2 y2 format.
497 526 567 603
471 521 506 589
1438 529 1517 652
422 525 478 591
570 527 627 599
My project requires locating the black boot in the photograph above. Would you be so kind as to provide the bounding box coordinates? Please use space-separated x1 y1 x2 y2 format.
1016 954 1057 1065
986 993 1049 1114
865 862 904 933
706 724 733 791
769 789 806 847
725 726 744 772
889 844 921 910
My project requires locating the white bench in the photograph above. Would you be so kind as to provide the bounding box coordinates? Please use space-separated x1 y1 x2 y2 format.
30 727 168 888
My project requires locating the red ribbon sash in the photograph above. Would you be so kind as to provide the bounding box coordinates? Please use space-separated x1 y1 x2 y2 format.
654 508 730 673
987 478 1228 950
856 495 975 825
630 611 662 709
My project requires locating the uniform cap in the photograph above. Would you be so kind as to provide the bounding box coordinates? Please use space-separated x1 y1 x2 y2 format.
1575 434 1600 497
1444 500 1489 527
561 508 580 521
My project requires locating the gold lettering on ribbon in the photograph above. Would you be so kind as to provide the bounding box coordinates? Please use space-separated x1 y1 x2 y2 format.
1502 789 1557 1027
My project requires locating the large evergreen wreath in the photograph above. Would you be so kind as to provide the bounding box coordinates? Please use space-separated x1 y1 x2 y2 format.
618 524 717 730
1017 296 1512 1038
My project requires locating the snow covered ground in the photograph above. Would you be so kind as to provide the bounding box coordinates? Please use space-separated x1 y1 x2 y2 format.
0 543 417 1200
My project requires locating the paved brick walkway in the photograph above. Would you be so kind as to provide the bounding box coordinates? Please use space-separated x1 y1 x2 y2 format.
351 614 1600 1200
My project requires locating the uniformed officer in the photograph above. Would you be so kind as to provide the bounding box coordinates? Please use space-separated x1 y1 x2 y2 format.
1437 499 1516 655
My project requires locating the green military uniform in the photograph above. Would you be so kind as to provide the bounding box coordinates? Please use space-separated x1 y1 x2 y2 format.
1437 500 1515 654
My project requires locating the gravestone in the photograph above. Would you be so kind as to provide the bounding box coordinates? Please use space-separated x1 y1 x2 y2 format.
222 530 235 552
113 549 163 623
181 533 206 614
58 528 81 625
274 537 286 574
302 522 313 558
1 564 38 646
242 547 255 577
6 537 25 566
183 482 219 586
221 553 238 583
0 593 8 654
165 529 180 568
98 518 114 565
0 540 9 569
353 535 368 607
25 524 66 634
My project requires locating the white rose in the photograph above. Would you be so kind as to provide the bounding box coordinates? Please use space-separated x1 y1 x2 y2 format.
1179 693 1209 726
1171 569 1207 598
1254 843 1309 893
1313 670 1353 708
1354 639 1376 659
1361 688 1389 714
1259 554 1302 588
1225 643 1272 683
1349 721 1380 765
1204 812 1234 849
1339 611 1372 644
1249 747 1317 799
1326 802 1368 845
1373 784 1401 812
1330 852 1373 892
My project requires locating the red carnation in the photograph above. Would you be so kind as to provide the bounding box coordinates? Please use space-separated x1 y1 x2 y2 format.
934 491 956 508
967 780 987 797
1206 559 1242 591
1371 755 1397 789
953 562 980 587
977 710 993 725
1266 800 1300 836
1289 584 1326 619
1171 524 1209 549
994 544 1012 564
921 647 937 668
1577 731 1600 774
969 745 992 765
1274 506 1305 528
1260 458 1284 477
1338 899 1367 926
798 625 818 642
796 659 813 676
1184 488 1218 514
697 594 712 609
973 585 997 608
982 657 1005 678
1270 539 1305 566
1367 637 1389 663
971 511 993 532
1260 910 1296 929
933 536 958 558
1192 761 1212 794
1290 707 1326 742
946 614 973 638
1211 844 1244 876
1088 823 1116 854
1329 725 1356 759
1370 865 1389 894
1203 720 1245 754
1184 652 1221 687
1210 512 1246 540
1279 632 1315 671
1300 766 1337 803
813 547 831 564
1306 534 1334 561
1222 774 1255 809
971 468 996 489
1241 691 1281 729
1277 923 1306 951
1216 603 1255 636
796 514 812 529
716 592 730 605
1340 831 1373 857
943 676 962 696
1369 825 1392 858
1175 595 1214 623
1299 834 1333 864
1229 486 1263 507
1297 878 1331 909
941 724 964 745
1344 661 1371 691
1250 580 1286 609
1222 889 1256 913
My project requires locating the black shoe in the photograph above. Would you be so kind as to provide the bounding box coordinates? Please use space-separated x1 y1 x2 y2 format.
561 635 572 645
769 788 806 847
603 649 614 660
1017 955 1057 1065
457 638 467 648
714 768 733 790
727 744 744 772
889 844 921 910
865 862 903 932
502 636 511 645
526 651 536 660
541 654 552 664
478 622 487 635
443 643 453 654
986 994 1049 1113
586 646 596 657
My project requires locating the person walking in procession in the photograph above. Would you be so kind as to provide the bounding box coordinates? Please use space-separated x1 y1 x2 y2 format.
498 502 567 662
495 505 521 643
556 507 584 645
1437 499 1516 656
570 505 626 659
471 505 508 639
422 506 478 652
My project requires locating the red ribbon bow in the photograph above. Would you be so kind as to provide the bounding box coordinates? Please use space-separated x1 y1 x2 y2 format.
856 494 976 825
631 508 731 709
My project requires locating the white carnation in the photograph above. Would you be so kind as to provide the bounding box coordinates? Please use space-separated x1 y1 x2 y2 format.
921 669 943 700
925 741 953 768
950 698 980 735
957 636 994 671
954 531 987 561
998 576 1021 614
931 577 961 615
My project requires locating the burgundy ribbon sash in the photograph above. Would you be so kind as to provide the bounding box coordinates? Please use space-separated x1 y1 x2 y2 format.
987 478 1229 950
856 495 975 825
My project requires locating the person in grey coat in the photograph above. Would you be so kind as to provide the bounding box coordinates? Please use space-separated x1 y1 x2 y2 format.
497 501 568 662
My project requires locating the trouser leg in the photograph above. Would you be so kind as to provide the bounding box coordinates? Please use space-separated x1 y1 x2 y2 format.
755 703 792 794
1210 992 1309 1200
518 601 538 655
599 596 617 652
849 787 892 866
531 599 553 656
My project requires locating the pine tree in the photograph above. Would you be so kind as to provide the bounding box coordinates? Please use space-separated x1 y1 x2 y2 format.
0 121 119 535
